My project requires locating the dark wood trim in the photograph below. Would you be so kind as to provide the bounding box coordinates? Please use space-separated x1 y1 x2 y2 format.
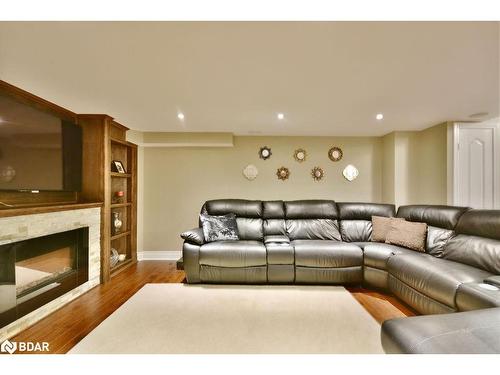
0 202 103 218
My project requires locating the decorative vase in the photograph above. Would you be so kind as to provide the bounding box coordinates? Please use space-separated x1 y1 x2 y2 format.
113 212 123 234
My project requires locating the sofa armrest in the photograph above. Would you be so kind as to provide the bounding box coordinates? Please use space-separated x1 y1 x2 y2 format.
181 227 205 245
264 235 291 245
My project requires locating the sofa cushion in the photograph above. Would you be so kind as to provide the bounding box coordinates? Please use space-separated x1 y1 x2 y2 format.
293 240 362 268
387 251 491 308
199 240 267 267
426 226 453 257
454 209 500 240
363 243 414 270
337 202 395 220
371 216 404 242
200 213 239 242
443 234 500 274
396 205 469 230
236 217 263 241
204 199 263 218
386 220 427 252
262 200 285 219
286 219 341 241
263 219 286 236
339 220 372 242
284 200 338 219
381 307 500 354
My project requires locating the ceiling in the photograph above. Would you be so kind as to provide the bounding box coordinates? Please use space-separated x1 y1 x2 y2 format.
0 22 498 136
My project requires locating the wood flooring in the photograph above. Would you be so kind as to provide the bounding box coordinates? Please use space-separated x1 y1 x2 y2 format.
10 261 415 354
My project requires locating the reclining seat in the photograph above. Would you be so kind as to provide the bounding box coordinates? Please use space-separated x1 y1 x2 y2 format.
285 200 363 284
197 199 267 284
336 202 400 290
387 205 491 315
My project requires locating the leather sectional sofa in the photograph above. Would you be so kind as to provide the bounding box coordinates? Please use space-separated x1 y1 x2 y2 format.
181 199 500 353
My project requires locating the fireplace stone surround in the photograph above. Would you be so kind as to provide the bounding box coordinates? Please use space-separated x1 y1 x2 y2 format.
0 207 100 341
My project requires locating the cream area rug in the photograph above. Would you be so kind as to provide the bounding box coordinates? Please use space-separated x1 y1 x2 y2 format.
69 284 384 354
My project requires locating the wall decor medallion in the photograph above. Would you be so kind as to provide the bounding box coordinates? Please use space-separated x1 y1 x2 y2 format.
259 146 272 160
311 167 325 181
276 166 290 181
328 147 343 162
293 148 307 162
243 164 259 180
343 164 359 181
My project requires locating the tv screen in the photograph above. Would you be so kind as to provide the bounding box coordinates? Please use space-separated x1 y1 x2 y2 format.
0 94 82 191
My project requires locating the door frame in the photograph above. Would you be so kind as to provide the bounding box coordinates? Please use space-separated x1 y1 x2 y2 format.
450 119 500 209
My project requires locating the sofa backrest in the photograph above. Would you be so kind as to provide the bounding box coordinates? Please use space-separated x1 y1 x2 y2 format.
262 200 286 236
201 199 264 241
396 205 469 257
284 200 341 240
443 210 500 274
337 202 395 242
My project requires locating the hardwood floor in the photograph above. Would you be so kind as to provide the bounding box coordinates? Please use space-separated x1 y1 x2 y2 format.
11 261 415 354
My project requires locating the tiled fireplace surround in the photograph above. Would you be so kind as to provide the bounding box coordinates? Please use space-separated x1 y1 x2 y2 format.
0 207 101 341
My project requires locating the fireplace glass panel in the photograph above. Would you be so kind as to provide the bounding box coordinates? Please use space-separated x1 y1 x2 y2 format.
0 227 88 328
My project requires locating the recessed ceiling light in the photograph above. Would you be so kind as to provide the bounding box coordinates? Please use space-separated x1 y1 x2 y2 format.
277 113 285 120
376 113 384 120
177 113 185 120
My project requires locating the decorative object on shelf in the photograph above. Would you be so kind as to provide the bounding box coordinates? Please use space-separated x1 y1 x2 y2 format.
343 164 359 181
259 146 272 160
118 254 126 262
293 148 307 162
112 211 123 235
112 190 125 204
276 166 290 181
110 248 119 268
0 165 16 182
242 164 258 180
311 167 325 181
328 147 343 162
111 160 126 173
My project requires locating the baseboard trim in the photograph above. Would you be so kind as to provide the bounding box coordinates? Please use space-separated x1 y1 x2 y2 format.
138 251 181 261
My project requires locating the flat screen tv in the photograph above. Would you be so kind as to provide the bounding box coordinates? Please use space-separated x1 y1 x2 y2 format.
0 94 82 192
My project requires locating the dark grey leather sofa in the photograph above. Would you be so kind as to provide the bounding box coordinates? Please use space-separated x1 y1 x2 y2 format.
181 199 500 353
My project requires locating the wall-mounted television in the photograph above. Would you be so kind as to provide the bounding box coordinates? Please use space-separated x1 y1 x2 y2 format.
0 94 82 192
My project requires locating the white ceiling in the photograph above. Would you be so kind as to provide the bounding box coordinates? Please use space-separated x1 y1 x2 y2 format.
0 22 498 136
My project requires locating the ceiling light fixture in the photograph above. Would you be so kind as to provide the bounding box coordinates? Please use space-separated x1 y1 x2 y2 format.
277 113 285 120
177 113 185 120
376 113 384 120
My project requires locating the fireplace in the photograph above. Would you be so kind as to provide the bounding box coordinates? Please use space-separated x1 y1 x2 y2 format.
0 227 89 329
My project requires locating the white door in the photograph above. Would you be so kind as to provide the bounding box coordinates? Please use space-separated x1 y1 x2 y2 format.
454 120 500 209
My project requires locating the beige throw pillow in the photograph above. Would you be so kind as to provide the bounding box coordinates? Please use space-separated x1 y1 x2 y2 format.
386 220 428 252
371 216 404 242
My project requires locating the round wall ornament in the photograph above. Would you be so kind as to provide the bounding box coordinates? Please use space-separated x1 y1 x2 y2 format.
328 147 343 162
259 146 272 160
311 167 325 181
276 166 290 181
293 148 307 162
343 164 359 181
243 164 259 180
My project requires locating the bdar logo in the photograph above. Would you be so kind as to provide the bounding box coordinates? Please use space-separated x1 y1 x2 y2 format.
1 339 17 354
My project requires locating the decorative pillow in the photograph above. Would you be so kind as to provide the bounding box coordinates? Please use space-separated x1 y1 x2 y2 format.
371 216 405 242
200 213 239 242
386 220 428 252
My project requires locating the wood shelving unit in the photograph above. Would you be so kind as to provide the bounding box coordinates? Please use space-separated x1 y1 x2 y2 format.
78 115 138 283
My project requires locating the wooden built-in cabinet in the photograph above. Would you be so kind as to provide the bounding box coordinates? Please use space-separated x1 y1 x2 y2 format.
78 115 138 283
0 81 137 283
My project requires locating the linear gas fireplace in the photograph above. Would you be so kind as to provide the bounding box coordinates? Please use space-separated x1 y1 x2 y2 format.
0 227 89 329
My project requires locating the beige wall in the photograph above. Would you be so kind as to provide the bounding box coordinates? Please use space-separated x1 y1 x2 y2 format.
130 124 448 253
382 123 448 207
141 136 383 251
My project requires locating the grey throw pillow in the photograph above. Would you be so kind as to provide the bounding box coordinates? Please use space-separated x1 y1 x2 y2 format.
200 213 239 242
386 220 428 252
371 216 405 242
